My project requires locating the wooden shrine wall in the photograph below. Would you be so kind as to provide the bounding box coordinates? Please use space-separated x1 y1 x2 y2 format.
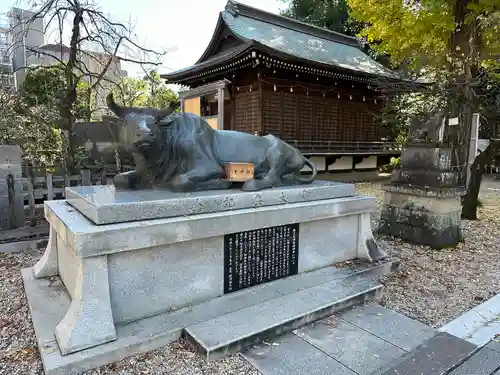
233 90 261 134
230 72 383 141
205 116 219 129
184 97 201 115
262 90 381 142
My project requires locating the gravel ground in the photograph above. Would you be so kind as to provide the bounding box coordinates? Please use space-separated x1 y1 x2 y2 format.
1 176 500 374
356 177 500 328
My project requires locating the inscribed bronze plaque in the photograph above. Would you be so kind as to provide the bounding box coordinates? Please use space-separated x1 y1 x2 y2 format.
223 162 254 182
223 223 299 294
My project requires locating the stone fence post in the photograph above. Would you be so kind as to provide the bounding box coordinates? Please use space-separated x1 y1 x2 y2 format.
0 146 25 230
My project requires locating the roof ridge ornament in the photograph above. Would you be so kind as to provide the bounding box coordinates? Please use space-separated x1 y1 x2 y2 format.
225 0 238 17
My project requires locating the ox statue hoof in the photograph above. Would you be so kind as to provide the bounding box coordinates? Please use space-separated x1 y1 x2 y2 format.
114 173 132 190
242 178 276 191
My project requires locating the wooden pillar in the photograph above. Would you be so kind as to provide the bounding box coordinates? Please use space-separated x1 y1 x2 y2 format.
217 88 224 130
259 82 264 135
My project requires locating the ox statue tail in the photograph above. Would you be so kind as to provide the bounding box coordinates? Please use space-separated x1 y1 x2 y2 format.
295 157 317 183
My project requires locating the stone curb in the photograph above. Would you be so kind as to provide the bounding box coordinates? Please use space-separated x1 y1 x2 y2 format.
439 293 500 347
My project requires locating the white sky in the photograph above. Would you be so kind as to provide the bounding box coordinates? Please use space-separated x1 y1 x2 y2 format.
117 0 282 77
2 0 283 78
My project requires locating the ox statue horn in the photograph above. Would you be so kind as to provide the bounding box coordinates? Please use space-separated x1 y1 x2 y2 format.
106 93 174 121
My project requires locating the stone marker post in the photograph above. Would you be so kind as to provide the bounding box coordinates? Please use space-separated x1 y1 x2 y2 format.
0 145 25 229
466 113 480 189
378 114 463 249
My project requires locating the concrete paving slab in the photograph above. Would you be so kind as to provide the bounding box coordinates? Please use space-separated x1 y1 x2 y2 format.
487 339 500 353
243 333 356 375
376 332 477 375
296 315 406 375
447 347 500 375
338 303 437 351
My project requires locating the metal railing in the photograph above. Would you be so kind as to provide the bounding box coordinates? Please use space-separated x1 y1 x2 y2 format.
286 140 402 155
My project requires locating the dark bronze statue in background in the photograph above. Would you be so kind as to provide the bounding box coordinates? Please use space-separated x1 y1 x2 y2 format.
106 94 317 192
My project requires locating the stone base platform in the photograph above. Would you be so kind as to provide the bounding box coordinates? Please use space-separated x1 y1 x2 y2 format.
378 183 463 249
23 260 398 375
24 181 387 374
65 180 356 225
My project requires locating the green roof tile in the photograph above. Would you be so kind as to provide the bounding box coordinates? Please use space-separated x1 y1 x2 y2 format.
222 10 396 78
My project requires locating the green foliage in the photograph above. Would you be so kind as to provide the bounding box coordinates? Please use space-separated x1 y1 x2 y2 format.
73 146 90 169
22 65 94 122
4 66 178 167
279 0 393 66
390 156 401 169
0 89 63 166
378 156 401 174
348 0 500 219
477 61 500 138
22 66 66 108
145 85 180 110
280 0 363 36
8 64 98 166
381 91 446 144
144 70 180 110
112 77 149 107
113 71 180 110
74 80 94 121
347 0 499 71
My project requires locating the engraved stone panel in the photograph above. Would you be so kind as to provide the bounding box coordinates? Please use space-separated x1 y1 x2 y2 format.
224 224 299 293
65 181 355 225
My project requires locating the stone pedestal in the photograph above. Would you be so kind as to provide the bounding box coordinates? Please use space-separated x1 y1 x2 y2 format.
378 144 463 248
26 181 386 369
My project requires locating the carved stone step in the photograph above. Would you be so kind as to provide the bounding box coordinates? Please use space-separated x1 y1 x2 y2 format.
184 271 384 362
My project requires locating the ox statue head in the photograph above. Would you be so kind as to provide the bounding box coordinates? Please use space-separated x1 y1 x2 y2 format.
106 93 174 151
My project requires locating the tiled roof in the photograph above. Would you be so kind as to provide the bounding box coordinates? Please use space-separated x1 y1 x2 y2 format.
162 0 399 82
221 5 396 78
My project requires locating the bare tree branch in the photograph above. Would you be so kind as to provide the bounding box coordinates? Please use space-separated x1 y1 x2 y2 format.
6 0 168 171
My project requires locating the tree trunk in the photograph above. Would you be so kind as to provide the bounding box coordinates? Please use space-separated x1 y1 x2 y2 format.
449 0 479 187
61 128 75 174
461 139 500 219
59 7 83 174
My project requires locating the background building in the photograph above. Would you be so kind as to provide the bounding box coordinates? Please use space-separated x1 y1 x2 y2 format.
1 7 127 114
3 7 45 90
0 15 14 89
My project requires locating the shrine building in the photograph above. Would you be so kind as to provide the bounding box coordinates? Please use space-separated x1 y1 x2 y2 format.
161 0 407 172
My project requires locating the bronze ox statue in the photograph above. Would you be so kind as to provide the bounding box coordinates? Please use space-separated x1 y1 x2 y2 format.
106 93 317 192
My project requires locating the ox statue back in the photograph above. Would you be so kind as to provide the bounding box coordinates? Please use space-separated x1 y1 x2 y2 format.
106 93 317 192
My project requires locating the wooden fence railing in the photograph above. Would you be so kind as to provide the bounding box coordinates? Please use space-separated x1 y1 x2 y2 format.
4 160 500 231
5 164 133 228
286 140 402 155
